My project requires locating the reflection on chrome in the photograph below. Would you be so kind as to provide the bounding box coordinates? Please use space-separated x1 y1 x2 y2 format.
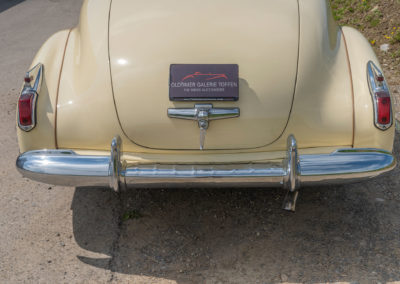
16 135 396 211
301 150 394 176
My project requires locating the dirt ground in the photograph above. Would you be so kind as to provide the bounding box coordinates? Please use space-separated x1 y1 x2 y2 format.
1 1 400 283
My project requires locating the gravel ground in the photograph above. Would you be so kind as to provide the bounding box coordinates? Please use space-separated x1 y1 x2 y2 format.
1 1 400 283
331 0 400 87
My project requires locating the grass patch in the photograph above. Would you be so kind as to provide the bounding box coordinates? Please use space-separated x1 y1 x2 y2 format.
122 210 143 221
391 31 400 44
331 0 400 85
366 11 382 28
330 0 379 23
391 49 400 58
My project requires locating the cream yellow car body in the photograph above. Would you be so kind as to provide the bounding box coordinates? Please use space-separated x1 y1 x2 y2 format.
16 0 396 211
18 0 394 155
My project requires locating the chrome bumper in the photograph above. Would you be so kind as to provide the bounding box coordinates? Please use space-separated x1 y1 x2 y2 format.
16 135 396 211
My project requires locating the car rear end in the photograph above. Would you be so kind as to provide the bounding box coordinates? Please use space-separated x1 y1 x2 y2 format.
16 0 396 211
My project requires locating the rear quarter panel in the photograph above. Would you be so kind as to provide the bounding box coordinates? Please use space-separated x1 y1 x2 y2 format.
55 0 125 152
17 30 70 153
342 26 395 151
267 0 354 150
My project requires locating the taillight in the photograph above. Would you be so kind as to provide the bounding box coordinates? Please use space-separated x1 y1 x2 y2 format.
367 61 392 130
18 92 34 126
17 63 43 132
376 91 391 125
18 89 37 131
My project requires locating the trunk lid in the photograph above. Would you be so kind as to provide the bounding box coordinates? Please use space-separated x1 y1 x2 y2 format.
109 0 299 150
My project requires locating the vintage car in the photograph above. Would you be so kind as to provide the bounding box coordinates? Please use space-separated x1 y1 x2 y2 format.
16 0 396 211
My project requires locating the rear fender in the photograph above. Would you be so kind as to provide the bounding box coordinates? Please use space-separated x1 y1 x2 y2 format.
17 30 71 153
342 26 395 151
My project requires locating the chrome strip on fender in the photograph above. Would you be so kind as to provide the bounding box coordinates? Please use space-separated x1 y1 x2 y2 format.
367 61 393 130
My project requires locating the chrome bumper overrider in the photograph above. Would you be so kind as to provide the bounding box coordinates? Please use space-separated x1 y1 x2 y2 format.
16 135 396 211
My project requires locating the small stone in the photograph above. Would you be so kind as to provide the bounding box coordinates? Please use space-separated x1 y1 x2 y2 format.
370 5 379 12
48 187 52 190
375 198 385 202
281 273 288 282
380 44 390 52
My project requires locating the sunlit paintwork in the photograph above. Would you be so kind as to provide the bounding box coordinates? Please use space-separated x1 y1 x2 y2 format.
56 0 125 152
17 30 70 152
342 26 395 151
17 0 394 164
109 0 299 150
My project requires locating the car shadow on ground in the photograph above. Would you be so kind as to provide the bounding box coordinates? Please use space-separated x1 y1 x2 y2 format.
71 137 400 283
0 0 25 13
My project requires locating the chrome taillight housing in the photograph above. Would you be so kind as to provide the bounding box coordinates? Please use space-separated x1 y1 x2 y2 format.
367 61 392 130
17 63 43 132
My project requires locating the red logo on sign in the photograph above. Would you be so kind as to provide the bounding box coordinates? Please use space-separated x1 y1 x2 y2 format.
181 72 228 82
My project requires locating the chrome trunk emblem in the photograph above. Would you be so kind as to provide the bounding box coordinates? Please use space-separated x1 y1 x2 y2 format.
167 104 240 150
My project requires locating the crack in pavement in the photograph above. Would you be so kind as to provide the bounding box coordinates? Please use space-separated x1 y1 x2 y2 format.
107 191 124 283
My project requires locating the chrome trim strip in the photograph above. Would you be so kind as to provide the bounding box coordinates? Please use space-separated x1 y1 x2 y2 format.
367 61 393 130
17 63 43 132
32 63 43 94
168 104 240 121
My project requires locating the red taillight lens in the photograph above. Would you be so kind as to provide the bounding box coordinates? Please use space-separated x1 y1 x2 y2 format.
376 91 391 125
367 61 392 130
18 92 34 126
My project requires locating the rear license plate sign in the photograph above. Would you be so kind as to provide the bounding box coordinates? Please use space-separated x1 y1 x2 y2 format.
169 64 239 101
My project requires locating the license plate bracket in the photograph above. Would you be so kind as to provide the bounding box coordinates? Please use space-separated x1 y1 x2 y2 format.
169 64 239 101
